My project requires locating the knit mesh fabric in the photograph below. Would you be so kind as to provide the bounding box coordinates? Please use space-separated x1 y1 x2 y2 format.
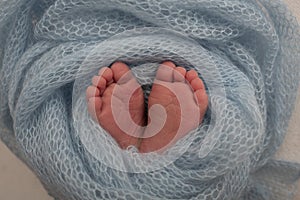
0 0 299 199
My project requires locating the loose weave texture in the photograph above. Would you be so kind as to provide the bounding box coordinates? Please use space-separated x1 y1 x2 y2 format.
0 0 300 199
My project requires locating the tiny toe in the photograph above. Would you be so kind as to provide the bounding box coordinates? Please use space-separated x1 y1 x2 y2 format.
87 97 102 121
173 66 186 82
98 67 113 84
92 76 107 94
86 86 100 101
156 61 176 82
194 89 208 104
194 90 208 118
111 62 133 84
186 69 199 83
190 77 205 91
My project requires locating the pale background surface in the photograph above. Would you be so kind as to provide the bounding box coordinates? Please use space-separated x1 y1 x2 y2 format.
0 0 299 199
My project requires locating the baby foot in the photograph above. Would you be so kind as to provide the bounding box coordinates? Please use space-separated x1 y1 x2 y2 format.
139 61 208 153
86 62 145 149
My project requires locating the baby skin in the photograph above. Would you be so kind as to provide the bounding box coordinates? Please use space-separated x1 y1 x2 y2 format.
86 61 208 153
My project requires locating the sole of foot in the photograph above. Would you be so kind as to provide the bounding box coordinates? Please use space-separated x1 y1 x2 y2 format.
86 62 145 150
139 61 208 153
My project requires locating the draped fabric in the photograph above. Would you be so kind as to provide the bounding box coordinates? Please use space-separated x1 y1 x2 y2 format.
0 0 299 199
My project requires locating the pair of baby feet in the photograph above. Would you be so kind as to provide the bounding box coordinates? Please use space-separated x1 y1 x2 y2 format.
86 61 208 153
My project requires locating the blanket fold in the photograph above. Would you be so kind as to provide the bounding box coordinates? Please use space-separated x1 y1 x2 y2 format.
0 0 299 199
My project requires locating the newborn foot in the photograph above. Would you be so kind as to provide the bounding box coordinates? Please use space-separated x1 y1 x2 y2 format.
139 61 208 153
86 62 145 149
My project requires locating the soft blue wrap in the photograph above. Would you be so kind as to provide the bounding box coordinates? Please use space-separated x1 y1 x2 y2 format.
0 0 299 199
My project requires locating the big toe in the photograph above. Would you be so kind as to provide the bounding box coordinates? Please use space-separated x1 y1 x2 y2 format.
156 61 176 82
